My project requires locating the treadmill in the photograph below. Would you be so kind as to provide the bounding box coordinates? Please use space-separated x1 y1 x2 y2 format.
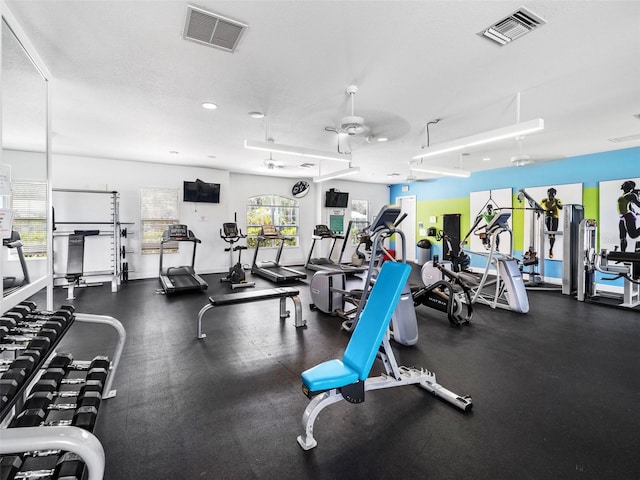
159 224 208 294
3 231 30 297
305 224 367 275
251 225 306 283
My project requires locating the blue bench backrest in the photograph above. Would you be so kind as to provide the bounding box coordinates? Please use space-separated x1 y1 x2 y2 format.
342 262 412 380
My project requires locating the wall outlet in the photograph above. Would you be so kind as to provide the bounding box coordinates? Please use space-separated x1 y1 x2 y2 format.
429 216 437 223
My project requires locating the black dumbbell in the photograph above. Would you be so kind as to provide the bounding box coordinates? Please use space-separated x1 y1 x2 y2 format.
0 351 41 374
5 306 74 326
10 405 99 431
1 326 59 346
0 334 53 356
0 377 20 408
0 317 65 337
45 353 109 375
1 451 85 480
0 455 22 480
23 389 101 412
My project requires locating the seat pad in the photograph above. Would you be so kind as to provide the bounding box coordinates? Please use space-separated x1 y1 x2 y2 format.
301 359 358 392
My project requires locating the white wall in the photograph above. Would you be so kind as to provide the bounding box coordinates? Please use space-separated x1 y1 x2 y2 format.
44 154 389 281
51 154 230 280
228 173 389 267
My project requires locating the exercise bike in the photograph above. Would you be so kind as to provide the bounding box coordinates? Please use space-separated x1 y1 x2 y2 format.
413 255 473 327
220 222 255 289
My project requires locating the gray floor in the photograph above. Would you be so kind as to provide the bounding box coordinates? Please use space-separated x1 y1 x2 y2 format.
30 265 640 480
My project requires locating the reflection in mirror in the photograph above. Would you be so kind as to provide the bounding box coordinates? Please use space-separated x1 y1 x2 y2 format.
1 17 48 299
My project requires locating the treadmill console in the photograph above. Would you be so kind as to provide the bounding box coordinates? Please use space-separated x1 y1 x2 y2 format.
313 225 334 237
261 225 280 237
168 224 189 239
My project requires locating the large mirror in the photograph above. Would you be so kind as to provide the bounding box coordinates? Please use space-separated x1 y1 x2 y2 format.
1 12 50 308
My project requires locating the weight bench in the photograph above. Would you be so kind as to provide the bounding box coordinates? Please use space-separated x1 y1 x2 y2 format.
197 287 305 339
296 261 473 450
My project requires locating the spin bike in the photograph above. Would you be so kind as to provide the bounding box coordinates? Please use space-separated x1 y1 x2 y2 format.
220 222 255 289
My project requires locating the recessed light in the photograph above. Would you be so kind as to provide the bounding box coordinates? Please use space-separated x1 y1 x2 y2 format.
202 102 218 110
249 111 265 119
169 150 179 155
482 157 491 161
208 155 217 159
377 137 388 142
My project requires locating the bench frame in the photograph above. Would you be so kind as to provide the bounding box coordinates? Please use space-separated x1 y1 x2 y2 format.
197 287 305 339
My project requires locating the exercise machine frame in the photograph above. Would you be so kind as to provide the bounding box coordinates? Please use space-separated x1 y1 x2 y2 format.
159 224 208 294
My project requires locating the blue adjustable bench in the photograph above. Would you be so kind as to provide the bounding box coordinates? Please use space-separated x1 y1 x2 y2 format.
297 261 473 450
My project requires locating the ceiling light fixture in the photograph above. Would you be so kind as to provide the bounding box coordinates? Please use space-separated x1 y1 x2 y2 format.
377 137 388 142
413 166 471 178
244 139 351 163
202 102 218 110
313 166 360 183
249 111 265 118
413 118 544 160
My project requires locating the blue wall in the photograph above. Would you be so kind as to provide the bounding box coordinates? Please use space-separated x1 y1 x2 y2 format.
390 147 640 201
390 147 640 285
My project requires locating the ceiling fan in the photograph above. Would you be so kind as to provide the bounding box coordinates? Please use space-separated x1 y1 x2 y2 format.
325 85 370 137
510 135 562 167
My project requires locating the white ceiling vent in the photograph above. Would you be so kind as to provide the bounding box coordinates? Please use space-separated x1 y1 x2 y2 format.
480 7 546 46
183 6 247 53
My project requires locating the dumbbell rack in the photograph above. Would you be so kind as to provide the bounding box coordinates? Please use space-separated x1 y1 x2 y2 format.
0 304 126 480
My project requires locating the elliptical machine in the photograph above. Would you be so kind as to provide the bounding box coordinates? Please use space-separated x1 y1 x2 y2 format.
309 205 419 346
220 221 255 289
413 255 473 327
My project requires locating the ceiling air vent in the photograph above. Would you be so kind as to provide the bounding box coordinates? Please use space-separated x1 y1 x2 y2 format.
183 6 247 53
479 7 546 46
608 133 640 143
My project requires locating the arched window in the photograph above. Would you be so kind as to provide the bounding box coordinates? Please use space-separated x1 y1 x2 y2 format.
246 195 299 248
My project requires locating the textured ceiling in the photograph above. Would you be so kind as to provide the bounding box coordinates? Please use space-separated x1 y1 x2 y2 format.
4 1 640 183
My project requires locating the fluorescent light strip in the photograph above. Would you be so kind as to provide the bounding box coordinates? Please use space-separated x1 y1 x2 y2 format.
413 118 544 160
413 166 471 178
244 139 351 163
313 166 361 183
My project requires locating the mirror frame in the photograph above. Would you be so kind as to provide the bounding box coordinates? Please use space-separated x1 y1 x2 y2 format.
1 0 53 312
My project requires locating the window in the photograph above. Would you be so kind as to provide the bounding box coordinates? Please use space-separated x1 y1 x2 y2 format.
140 187 179 254
349 199 369 245
246 195 299 248
10 181 47 258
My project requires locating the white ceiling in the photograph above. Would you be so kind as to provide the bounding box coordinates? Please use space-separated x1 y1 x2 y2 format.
4 0 640 184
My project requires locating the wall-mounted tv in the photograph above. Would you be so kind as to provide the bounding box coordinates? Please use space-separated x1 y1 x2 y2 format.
325 189 349 208
183 179 220 203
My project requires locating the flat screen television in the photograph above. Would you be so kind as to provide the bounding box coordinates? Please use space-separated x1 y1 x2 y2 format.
325 189 349 208
183 179 220 203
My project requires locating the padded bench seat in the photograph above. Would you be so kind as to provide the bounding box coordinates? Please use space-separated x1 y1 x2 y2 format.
197 287 305 339
301 359 359 393
208 287 298 306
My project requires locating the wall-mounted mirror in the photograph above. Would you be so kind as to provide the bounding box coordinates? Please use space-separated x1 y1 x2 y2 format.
1 12 50 307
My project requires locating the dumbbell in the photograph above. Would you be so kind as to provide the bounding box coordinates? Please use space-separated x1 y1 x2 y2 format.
11 302 75 319
0 351 43 407
0 316 65 337
0 451 85 480
0 350 41 373
2 309 72 328
29 354 109 393
22 388 101 416
0 333 53 356
10 405 100 431
1 326 59 347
